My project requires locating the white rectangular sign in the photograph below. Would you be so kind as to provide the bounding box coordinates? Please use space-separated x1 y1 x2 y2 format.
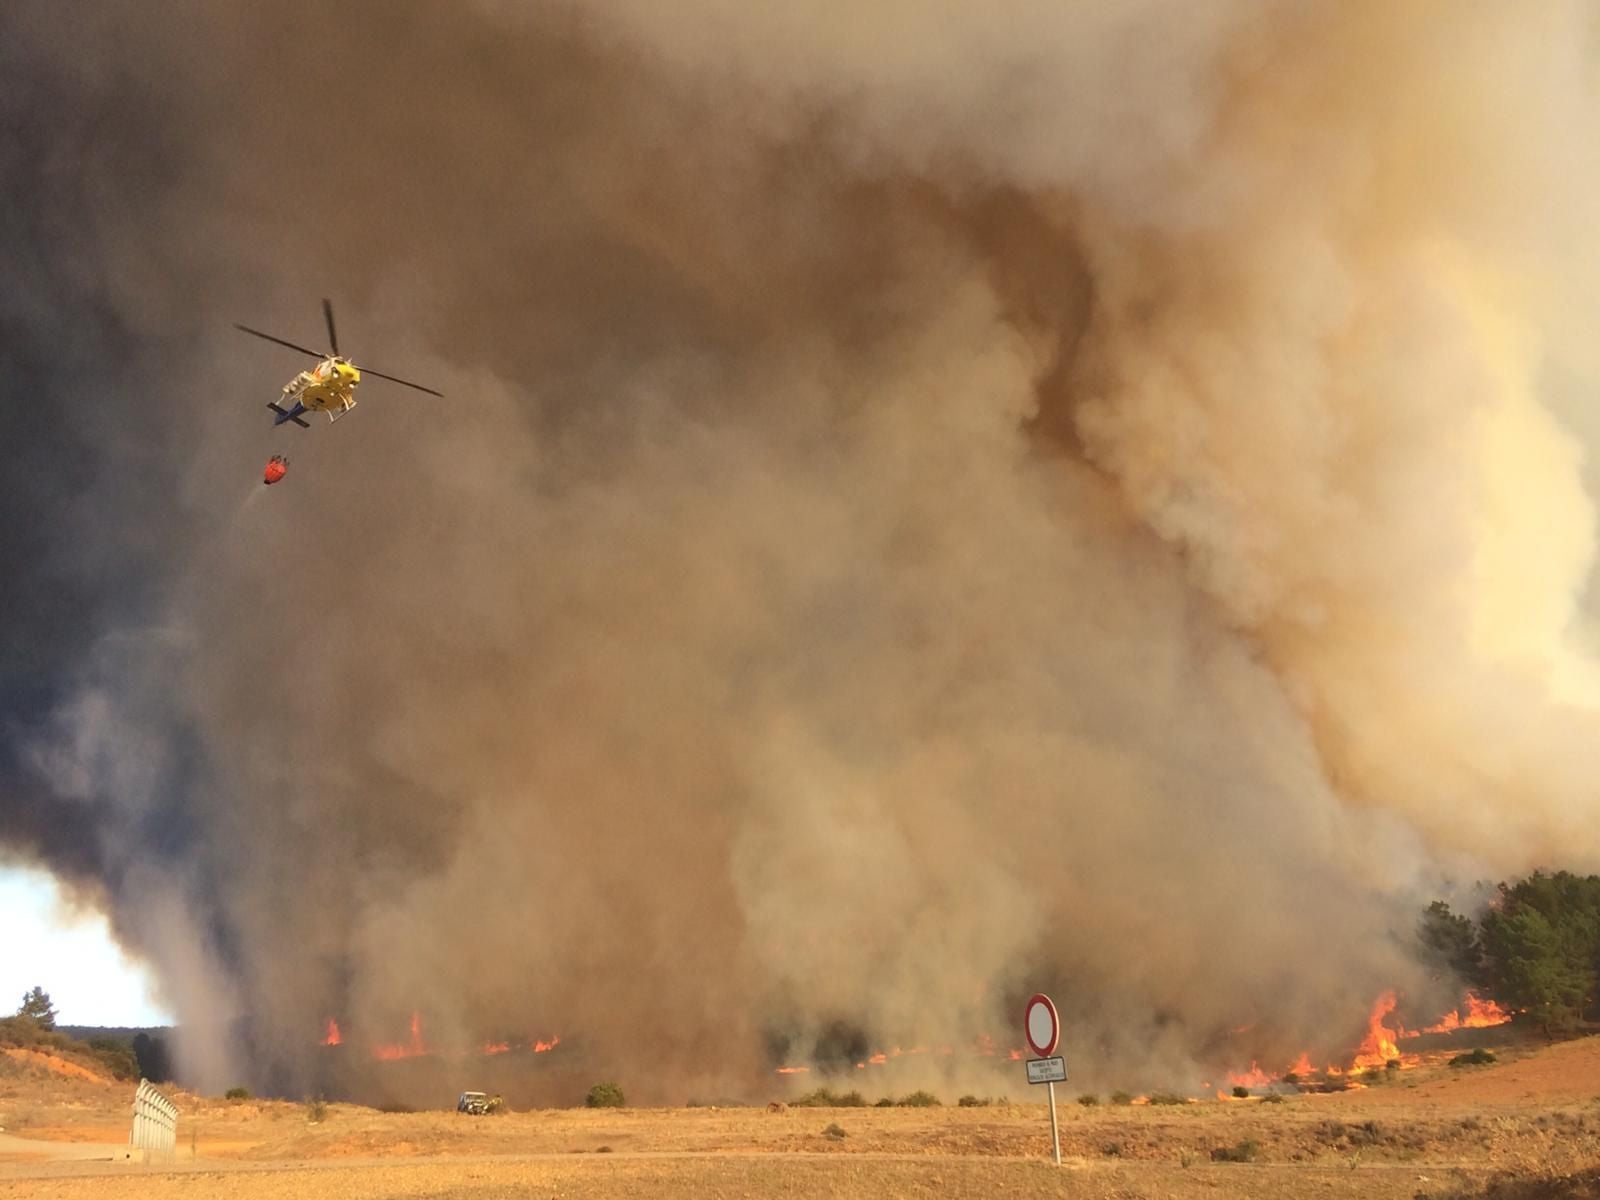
1026 1056 1067 1084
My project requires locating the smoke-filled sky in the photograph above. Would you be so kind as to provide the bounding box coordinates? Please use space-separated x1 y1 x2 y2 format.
2 1 1598 1099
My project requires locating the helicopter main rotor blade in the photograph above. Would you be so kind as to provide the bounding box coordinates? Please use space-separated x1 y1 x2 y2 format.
234 324 328 359
322 299 340 357
355 365 444 397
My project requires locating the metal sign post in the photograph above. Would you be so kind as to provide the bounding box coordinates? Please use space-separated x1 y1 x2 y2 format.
1048 1073 1060 1165
1024 994 1065 1166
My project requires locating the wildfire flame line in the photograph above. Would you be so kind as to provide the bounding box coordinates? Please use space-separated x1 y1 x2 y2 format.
777 1036 1028 1076
325 1013 565 1061
767 990 1515 1085
1224 991 1511 1089
374 1012 429 1061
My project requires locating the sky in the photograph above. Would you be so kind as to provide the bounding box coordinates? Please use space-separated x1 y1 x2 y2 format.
0 864 173 1028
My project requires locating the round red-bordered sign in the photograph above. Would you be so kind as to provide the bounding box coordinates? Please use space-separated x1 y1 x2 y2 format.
1024 993 1060 1058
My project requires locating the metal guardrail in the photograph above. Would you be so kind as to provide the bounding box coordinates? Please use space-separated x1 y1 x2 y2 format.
130 1078 178 1162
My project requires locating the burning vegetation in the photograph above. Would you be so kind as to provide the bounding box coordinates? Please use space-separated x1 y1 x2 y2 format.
306 867 1584 1106
1221 989 1513 1094
320 1013 563 1065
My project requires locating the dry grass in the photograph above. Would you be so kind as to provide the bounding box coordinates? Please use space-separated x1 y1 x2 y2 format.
0 1034 1596 1199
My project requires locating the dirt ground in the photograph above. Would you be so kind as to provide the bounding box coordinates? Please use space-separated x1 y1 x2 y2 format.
2 1035 1597 1199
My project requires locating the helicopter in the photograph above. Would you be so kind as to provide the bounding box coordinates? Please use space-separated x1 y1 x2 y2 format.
235 299 443 427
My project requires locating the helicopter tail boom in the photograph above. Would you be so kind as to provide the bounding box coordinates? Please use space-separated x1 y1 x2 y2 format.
268 400 311 428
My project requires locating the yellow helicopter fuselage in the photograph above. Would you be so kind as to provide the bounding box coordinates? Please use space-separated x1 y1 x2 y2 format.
285 357 362 418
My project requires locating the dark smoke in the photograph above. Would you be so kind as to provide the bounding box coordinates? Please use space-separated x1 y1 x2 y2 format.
2 1 1597 1101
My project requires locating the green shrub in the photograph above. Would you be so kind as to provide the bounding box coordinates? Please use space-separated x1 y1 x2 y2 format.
792 1087 866 1108
1347 1119 1386 1146
86 1038 139 1081
224 1086 251 1101
895 1090 941 1107
1147 1091 1187 1106
1260 1092 1285 1104
0 1015 43 1048
305 1098 328 1123
585 1082 625 1108
1231 1086 1250 1099
1210 1139 1260 1163
1110 1090 1133 1105
1077 1093 1098 1106
1449 1048 1496 1068
873 1097 895 1108
822 1122 847 1140
1282 1072 1299 1085
957 1095 991 1107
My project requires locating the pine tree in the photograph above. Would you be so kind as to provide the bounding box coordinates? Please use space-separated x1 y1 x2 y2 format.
18 986 56 1030
1479 875 1599 1034
1418 900 1483 984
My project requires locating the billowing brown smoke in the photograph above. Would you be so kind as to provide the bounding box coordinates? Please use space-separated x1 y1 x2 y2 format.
3 1 1598 1100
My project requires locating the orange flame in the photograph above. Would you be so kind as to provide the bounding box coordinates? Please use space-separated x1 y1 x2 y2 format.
1406 991 1512 1037
1226 989 1508 1087
532 1035 561 1053
772 1034 1027 1076
1464 993 1511 1026
483 1041 511 1055
1349 990 1405 1070
374 1012 429 1061
323 1019 343 1047
1225 1061 1273 1088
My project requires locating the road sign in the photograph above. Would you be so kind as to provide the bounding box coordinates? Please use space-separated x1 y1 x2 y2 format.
1025 993 1059 1057
1026 1056 1067 1084
1023 993 1064 1166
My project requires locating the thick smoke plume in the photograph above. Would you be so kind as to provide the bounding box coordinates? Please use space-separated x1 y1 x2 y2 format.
2 1 1598 1099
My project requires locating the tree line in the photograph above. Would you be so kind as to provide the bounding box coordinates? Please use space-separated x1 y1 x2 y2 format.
1420 870 1600 1035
